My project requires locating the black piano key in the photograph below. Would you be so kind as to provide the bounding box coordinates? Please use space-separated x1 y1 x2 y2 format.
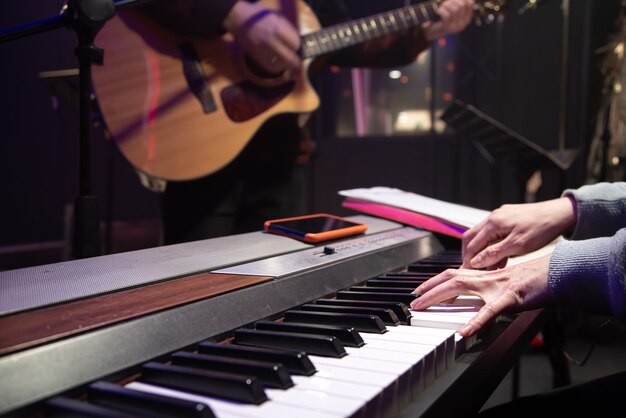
197 342 316 376
416 256 458 261
170 351 294 389
415 261 461 268
366 279 427 288
282 310 387 334
314 298 412 324
297 303 400 326
414 256 461 263
349 286 414 294
45 397 139 418
140 362 267 405
336 290 418 304
255 320 365 347
380 273 435 279
88 381 215 418
425 249 461 256
408 263 457 273
234 329 347 358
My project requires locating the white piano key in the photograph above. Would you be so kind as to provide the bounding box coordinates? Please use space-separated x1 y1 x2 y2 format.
310 362 398 389
310 352 414 375
346 343 430 395
360 338 439 375
308 359 400 417
389 317 468 358
388 324 457 339
360 335 437 351
408 296 481 331
309 347 412 416
126 382 341 418
266 386 363 417
409 310 477 331
291 375 381 402
389 326 458 365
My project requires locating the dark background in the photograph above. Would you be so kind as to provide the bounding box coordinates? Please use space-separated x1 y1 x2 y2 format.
0 0 622 268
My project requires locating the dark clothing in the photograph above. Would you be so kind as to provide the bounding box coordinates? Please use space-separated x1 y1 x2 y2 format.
161 116 309 242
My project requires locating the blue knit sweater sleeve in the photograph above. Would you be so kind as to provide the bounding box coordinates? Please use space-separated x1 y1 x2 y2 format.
548 182 626 320
562 182 626 239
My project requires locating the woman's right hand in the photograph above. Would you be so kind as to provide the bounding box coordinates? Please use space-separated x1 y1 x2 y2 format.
462 197 577 269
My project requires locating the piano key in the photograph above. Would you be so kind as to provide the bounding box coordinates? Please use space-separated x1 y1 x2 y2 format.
140 362 268 405
409 309 478 331
309 352 416 415
170 351 294 389
45 396 140 418
87 381 215 418
314 298 412 324
420 252 461 260
349 286 415 294
254 320 365 347
282 310 387 334
197 342 316 376
234 329 347 358
365 279 427 288
304 361 399 418
414 253 462 264
290 375 383 418
359 333 444 377
407 263 455 273
346 337 435 390
384 325 457 365
336 290 418 304
414 257 460 263
290 374 382 404
297 303 400 325
380 272 436 279
127 382 339 418
265 386 365 417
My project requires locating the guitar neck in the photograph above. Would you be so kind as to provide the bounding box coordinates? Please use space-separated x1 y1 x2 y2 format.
301 0 440 59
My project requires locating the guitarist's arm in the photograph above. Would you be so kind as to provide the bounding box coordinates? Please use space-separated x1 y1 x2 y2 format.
136 0 237 37
138 0 301 75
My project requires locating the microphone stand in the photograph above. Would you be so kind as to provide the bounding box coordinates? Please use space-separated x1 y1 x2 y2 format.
0 0 156 259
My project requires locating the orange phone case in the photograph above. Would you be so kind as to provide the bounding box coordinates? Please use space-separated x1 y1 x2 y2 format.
264 213 367 243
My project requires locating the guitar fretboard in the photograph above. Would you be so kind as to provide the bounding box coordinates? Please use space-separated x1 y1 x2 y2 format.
301 0 440 59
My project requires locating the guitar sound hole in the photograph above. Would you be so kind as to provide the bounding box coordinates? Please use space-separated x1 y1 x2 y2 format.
221 80 295 123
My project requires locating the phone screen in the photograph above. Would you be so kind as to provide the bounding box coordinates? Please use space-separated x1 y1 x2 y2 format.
268 216 362 236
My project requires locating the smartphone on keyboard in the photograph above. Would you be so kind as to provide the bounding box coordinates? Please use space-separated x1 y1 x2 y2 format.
264 213 367 243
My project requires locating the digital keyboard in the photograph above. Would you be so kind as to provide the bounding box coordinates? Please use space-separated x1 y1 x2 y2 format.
0 216 546 417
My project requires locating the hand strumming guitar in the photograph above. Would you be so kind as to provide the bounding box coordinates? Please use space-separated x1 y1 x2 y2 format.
223 1 302 75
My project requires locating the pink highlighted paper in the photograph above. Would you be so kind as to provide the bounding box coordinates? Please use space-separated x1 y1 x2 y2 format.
342 198 466 238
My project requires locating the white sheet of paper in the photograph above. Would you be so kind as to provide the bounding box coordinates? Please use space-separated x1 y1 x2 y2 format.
339 186 490 228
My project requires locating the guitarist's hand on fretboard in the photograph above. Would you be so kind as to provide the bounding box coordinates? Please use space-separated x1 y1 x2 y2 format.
423 0 475 41
224 1 302 76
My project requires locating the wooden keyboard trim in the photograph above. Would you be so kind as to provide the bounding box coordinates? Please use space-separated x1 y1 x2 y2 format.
0 273 273 356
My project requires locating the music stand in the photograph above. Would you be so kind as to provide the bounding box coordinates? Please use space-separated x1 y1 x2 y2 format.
441 99 579 200
1 0 156 259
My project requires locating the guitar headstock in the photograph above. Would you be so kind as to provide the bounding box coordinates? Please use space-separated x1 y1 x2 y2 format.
474 0 507 24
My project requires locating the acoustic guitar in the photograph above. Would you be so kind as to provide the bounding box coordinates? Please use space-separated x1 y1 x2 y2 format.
92 0 504 182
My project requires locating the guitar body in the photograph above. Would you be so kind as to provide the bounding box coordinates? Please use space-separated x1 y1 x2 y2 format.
92 0 321 181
